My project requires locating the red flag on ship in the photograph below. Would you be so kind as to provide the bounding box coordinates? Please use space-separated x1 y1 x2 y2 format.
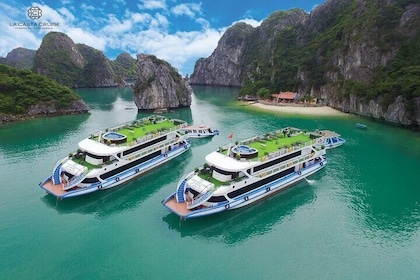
228 133 233 139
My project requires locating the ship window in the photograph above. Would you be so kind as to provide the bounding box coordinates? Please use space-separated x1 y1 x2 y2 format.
100 151 161 179
81 177 100 183
332 137 337 143
212 166 237 176
86 152 106 160
253 151 301 173
207 196 228 203
123 135 167 156
193 130 197 133
227 167 294 198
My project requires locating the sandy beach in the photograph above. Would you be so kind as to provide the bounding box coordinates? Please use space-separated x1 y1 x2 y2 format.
248 102 347 116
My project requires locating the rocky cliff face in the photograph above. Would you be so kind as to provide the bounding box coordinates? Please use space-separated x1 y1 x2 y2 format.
190 0 420 128
33 32 85 87
26 99 89 116
2 47 36 69
133 54 192 110
190 22 254 86
77 44 120 87
1 99 89 124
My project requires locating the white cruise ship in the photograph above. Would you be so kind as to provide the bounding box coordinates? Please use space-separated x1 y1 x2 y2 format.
162 127 327 219
40 115 190 199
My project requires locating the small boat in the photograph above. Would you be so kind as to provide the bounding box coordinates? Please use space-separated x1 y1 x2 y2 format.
314 130 345 149
162 127 327 219
181 125 219 138
39 115 190 199
356 123 368 129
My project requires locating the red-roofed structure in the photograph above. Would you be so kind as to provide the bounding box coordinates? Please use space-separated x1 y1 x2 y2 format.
272 92 296 103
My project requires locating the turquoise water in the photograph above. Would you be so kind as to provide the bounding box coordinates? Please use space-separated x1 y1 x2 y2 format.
1 86 419 279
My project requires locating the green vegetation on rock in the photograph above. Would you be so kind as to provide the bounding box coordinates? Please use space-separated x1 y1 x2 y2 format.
238 0 420 110
0 64 81 114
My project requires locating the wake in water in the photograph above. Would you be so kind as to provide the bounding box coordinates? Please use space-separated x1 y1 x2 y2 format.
305 178 316 185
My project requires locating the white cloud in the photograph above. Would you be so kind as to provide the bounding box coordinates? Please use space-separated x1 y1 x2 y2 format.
149 13 169 30
171 3 202 18
102 15 133 33
57 7 75 22
111 27 223 74
232 18 262 28
130 12 153 24
66 28 107 51
80 3 95 12
137 0 166 10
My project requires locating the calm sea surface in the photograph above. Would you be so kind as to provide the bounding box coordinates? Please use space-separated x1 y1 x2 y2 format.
1 86 419 279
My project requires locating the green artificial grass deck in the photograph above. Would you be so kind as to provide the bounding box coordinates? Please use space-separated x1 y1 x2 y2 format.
247 133 311 157
92 119 178 144
118 120 176 143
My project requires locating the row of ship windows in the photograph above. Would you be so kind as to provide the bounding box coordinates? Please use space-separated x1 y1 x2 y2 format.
207 167 295 202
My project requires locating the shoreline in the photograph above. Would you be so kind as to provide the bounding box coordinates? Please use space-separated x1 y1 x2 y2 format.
245 102 348 116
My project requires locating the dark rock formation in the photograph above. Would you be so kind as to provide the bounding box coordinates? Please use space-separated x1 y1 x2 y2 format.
133 54 192 110
2 47 36 69
190 22 254 86
77 44 120 87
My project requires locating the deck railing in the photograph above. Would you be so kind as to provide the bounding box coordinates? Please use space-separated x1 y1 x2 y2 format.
254 153 314 179
219 137 315 163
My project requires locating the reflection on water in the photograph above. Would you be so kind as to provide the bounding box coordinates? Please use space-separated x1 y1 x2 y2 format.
0 113 89 156
41 151 192 218
192 85 240 105
163 179 317 244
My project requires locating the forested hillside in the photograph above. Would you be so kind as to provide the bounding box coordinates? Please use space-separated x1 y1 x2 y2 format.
0 64 88 118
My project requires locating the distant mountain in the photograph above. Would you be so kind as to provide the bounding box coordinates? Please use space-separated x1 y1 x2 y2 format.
3 47 36 69
0 64 89 123
112 52 137 80
32 32 120 88
190 0 420 127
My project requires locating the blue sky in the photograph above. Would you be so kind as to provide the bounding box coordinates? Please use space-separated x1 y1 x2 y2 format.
1 0 323 75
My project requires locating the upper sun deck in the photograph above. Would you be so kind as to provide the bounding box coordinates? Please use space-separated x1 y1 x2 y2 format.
213 127 321 166
86 115 186 147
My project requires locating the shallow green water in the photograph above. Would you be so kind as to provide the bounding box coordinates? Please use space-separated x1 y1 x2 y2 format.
1 86 419 279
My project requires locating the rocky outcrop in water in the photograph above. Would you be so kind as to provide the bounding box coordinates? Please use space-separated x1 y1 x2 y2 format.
133 54 192 110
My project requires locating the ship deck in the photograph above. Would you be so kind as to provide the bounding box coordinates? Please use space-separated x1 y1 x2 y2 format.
164 197 191 216
41 180 66 197
92 117 181 144
246 133 312 157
